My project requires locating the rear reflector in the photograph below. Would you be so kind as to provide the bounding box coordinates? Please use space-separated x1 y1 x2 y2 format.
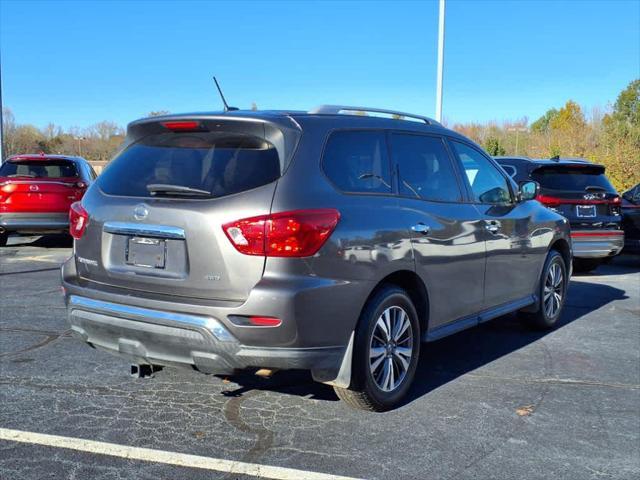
69 202 89 239
228 315 283 327
223 209 340 257
537 194 621 206
161 121 201 131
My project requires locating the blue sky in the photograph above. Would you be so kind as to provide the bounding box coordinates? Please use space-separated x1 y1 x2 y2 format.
1 0 638 129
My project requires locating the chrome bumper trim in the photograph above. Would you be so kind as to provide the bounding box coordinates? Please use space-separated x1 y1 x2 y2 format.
68 295 234 341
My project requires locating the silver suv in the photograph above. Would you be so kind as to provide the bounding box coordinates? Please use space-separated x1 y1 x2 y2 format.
62 106 572 411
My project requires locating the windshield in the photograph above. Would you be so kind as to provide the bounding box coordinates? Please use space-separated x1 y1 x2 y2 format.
532 166 616 193
0 160 79 178
98 131 281 198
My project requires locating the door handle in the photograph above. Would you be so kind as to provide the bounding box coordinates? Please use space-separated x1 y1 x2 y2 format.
411 223 430 235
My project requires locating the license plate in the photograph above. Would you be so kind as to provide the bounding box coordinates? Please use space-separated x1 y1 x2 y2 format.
576 205 596 218
126 237 166 268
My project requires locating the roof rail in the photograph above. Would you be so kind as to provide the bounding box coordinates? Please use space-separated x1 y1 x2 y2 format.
309 105 441 126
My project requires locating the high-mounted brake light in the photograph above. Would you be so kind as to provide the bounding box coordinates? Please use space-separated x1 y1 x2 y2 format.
223 209 340 257
161 121 201 132
69 202 89 240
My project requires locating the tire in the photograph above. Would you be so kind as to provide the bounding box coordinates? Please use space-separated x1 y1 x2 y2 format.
522 250 568 329
573 258 602 273
334 285 420 412
0 232 8 247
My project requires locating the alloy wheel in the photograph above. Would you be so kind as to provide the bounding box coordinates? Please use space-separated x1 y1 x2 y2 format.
369 306 413 392
543 261 564 318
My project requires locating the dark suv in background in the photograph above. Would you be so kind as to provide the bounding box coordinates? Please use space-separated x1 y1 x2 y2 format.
496 157 623 273
63 106 572 411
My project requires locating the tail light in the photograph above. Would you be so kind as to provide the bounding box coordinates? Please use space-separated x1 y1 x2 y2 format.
536 194 562 207
69 202 89 239
161 121 202 132
223 209 340 257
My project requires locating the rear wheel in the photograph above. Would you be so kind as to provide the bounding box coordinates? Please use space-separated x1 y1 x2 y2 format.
334 285 420 412
522 250 567 329
573 258 602 273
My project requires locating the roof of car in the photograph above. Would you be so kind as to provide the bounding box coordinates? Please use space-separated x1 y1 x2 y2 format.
495 156 603 168
7 154 86 163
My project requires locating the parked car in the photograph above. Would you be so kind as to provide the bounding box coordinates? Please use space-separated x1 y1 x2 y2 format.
495 156 623 273
62 106 572 411
0 154 96 246
621 182 640 254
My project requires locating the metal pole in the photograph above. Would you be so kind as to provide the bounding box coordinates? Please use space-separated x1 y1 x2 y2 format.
435 0 446 123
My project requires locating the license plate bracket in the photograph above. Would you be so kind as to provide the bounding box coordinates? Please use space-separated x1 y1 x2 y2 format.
126 237 166 268
576 205 597 218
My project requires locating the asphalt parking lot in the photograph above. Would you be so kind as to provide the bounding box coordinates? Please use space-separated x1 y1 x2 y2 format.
0 235 639 480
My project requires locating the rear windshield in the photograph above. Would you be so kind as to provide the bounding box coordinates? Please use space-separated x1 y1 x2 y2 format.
532 166 616 193
98 132 280 198
0 160 79 178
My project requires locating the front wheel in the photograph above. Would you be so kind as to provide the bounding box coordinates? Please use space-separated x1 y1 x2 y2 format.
521 250 567 329
334 285 420 412
0 232 8 247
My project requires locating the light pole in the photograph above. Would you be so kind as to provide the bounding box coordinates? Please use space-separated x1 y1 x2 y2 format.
435 0 446 123
74 136 85 157
0 49 4 163
507 127 527 155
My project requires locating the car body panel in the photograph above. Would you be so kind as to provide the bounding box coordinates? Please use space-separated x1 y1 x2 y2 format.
62 110 572 386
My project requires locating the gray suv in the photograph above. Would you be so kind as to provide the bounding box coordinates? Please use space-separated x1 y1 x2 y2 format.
62 106 572 411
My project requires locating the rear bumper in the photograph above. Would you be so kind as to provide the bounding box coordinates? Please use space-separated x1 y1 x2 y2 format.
571 230 624 258
0 212 68 233
61 256 365 384
66 295 344 378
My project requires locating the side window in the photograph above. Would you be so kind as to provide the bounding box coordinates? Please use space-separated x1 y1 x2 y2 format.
322 131 391 194
390 134 461 202
451 141 512 204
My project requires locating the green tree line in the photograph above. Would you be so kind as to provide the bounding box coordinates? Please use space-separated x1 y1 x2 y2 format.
452 79 639 192
2 80 638 191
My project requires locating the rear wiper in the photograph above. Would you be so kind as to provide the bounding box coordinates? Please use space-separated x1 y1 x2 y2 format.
585 185 607 192
146 184 211 197
7 174 35 178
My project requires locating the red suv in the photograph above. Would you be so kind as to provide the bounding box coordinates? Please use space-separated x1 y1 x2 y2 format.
0 154 96 246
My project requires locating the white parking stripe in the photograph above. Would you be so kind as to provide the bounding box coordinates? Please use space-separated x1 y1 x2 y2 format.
0 428 362 480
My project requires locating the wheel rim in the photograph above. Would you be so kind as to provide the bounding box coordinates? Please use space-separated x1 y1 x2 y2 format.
369 306 413 392
543 261 564 318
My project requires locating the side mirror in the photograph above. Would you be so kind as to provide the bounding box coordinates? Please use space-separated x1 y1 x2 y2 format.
518 181 539 202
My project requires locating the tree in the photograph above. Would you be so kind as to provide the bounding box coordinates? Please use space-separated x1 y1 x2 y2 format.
531 108 559 133
484 137 506 156
250 102 258 111
147 110 170 117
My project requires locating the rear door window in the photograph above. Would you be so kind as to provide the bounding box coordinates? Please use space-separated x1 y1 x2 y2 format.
0 160 79 178
532 166 616 193
98 132 280 198
390 133 462 202
322 131 391 194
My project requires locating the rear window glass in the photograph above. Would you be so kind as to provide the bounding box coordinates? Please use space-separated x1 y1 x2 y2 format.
98 132 280 198
0 160 78 178
322 131 391 194
533 167 615 193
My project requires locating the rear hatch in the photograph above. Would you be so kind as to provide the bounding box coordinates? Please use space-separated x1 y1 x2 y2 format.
532 163 622 229
74 115 300 302
0 159 84 213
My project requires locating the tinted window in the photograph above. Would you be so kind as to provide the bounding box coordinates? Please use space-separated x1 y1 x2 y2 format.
451 142 512 204
532 166 616 193
323 131 391 193
390 134 461 202
98 132 280 198
0 160 79 178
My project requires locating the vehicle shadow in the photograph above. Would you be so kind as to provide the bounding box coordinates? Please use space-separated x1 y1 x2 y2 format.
217 280 629 407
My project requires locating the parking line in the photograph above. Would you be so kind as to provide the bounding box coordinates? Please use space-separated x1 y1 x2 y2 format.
0 428 362 480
